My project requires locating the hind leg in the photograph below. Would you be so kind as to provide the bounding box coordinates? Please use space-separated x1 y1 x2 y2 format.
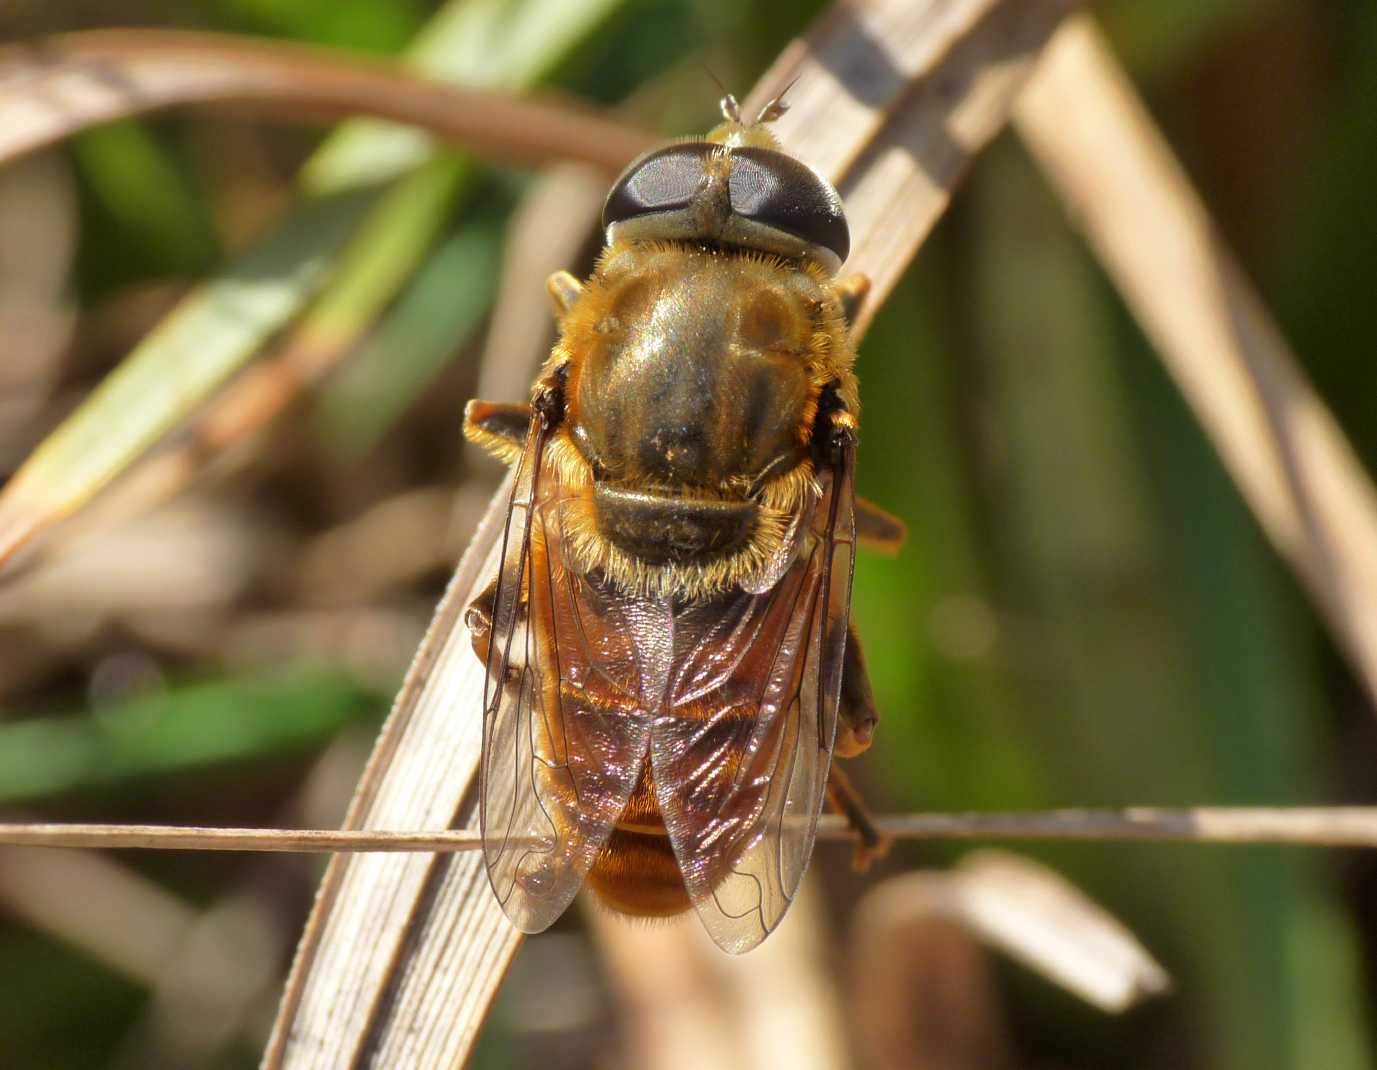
829 619 890 869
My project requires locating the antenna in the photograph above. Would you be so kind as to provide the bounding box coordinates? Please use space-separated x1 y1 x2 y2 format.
754 77 799 125
701 65 743 124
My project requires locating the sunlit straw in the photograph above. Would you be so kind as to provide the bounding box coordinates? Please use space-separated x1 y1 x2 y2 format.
3 807 1377 854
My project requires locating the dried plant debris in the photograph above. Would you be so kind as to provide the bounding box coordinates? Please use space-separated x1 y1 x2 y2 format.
851 851 1169 1017
1016 16 1377 707
0 31 649 173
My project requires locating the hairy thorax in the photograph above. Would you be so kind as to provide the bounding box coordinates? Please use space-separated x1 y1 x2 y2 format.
555 243 845 588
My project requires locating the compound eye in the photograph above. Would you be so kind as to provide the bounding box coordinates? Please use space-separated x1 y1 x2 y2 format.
727 148 849 266
602 141 850 271
603 143 715 229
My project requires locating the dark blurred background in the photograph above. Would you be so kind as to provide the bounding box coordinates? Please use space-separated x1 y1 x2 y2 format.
1 1 1376 1068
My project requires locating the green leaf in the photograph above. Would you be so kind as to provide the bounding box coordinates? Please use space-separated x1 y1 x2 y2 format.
314 216 504 455
220 0 426 53
291 155 471 354
72 118 219 285
302 0 629 193
0 190 372 537
0 668 379 804
856 257 1045 810
964 138 1372 1070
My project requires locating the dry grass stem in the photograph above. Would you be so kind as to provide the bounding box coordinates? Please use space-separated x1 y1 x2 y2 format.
867 806 1377 847
948 851 1169 1011
1016 16 1377 706
259 484 517 1069
9 806 1377 853
589 885 850 1070
0 235 453 585
848 885 1014 1068
744 0 1081 340
0 30 653 174
0 823 486 852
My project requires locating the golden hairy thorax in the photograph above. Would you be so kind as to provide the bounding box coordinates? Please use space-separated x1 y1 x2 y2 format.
527 240 858 601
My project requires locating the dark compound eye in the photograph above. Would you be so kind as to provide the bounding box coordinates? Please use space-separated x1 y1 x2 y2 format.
602 143 849 268
603 144 716 230
726 147 849 266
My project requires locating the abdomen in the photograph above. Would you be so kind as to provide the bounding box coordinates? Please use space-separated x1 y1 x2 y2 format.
587 764 691 917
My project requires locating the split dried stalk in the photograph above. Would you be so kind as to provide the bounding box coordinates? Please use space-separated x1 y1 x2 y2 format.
589 886 851 1070
260 487 514 1069
1016 16 1377 706
0 30 651 174
261 1 1081 1066
744 0 1080 339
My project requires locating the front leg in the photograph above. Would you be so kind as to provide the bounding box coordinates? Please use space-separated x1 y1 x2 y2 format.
464 361 567 464
464 399 530 463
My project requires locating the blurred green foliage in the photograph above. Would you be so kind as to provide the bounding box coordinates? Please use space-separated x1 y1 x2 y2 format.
0 667 380 805
1 1 1375 1068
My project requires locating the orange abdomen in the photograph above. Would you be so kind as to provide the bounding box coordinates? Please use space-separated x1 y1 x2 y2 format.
587 763 690 917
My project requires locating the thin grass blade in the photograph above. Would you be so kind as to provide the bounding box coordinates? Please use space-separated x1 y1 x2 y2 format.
0 192 371 568
0 30 650 174
1015 17 1377 706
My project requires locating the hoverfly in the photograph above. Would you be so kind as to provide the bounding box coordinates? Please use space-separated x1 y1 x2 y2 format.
463 92 899 953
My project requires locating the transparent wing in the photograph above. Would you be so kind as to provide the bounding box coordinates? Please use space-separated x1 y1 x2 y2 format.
478 421 652 933
651 448 856 953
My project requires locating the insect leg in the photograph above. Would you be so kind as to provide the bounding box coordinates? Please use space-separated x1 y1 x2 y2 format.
835 617 877 758
546 270 583 318
829 617 889 868
832 273 870 330
855 497 907 555
464 400 532 461
465 576 499 666
465 562 534 685
826 762 890 871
